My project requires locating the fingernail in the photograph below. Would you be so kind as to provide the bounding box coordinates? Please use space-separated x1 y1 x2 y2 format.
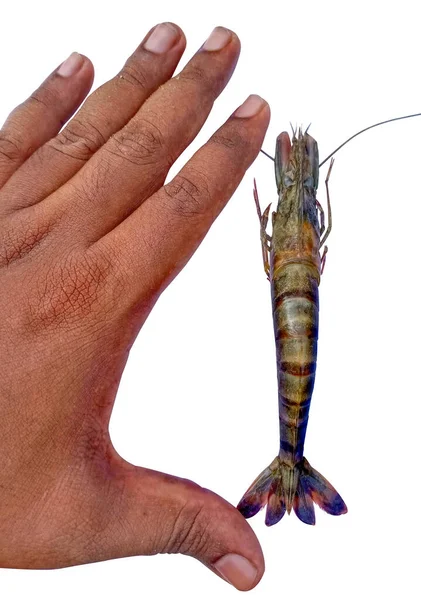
203 26 232 51
57 52 84 78
144 23 180 54
213 554 257 591
234 94 267 118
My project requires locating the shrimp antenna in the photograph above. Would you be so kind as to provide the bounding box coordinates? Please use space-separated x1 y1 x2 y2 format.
319 112 421 167
260 148 275 161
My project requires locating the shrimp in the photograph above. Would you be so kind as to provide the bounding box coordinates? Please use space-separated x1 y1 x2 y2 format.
237 111 421 526
237 128 346 525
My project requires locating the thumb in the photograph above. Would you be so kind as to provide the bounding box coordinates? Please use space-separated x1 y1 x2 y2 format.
104 465 265 591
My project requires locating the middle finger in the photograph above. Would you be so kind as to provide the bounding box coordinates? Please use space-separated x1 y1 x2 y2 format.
50 26 241 242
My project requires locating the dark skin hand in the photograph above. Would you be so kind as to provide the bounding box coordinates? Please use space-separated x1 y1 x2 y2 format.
0 24 270 590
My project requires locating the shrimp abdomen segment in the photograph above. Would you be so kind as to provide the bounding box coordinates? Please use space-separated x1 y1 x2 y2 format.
272 262 319 465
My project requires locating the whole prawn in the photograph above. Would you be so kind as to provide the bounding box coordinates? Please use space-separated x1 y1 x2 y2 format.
237 112 421 526
237 128 345 525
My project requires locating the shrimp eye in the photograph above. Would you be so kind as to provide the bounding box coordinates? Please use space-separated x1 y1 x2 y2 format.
283 175 294 187
304 176 314 188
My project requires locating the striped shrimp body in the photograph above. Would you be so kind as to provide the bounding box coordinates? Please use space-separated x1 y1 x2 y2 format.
237 128 347 525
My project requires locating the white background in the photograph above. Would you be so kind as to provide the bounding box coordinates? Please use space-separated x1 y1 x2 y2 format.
1 0 420 598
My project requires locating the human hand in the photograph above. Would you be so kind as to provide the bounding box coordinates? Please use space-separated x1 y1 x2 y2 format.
0 24 269 590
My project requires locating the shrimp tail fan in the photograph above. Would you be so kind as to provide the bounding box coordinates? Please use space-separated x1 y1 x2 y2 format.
237 457 347 525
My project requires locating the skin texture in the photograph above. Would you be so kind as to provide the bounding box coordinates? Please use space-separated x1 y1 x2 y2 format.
0 24 270 591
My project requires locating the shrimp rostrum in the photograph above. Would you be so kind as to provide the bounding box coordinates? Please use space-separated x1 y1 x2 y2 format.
237 128 347 526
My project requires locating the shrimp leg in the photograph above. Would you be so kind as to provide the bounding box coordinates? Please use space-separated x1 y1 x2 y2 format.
316 200 325 236
320 245 328 274
320 158 334 247
253 178 272 280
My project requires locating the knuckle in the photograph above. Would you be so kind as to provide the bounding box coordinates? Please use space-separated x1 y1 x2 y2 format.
177 62 222 96
163 497 211 556
49 117 106 162
107 119 167 167
163 171 211 218
29 85 60 111
211 129 248 152
118 62 149 90
179 63 208 86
